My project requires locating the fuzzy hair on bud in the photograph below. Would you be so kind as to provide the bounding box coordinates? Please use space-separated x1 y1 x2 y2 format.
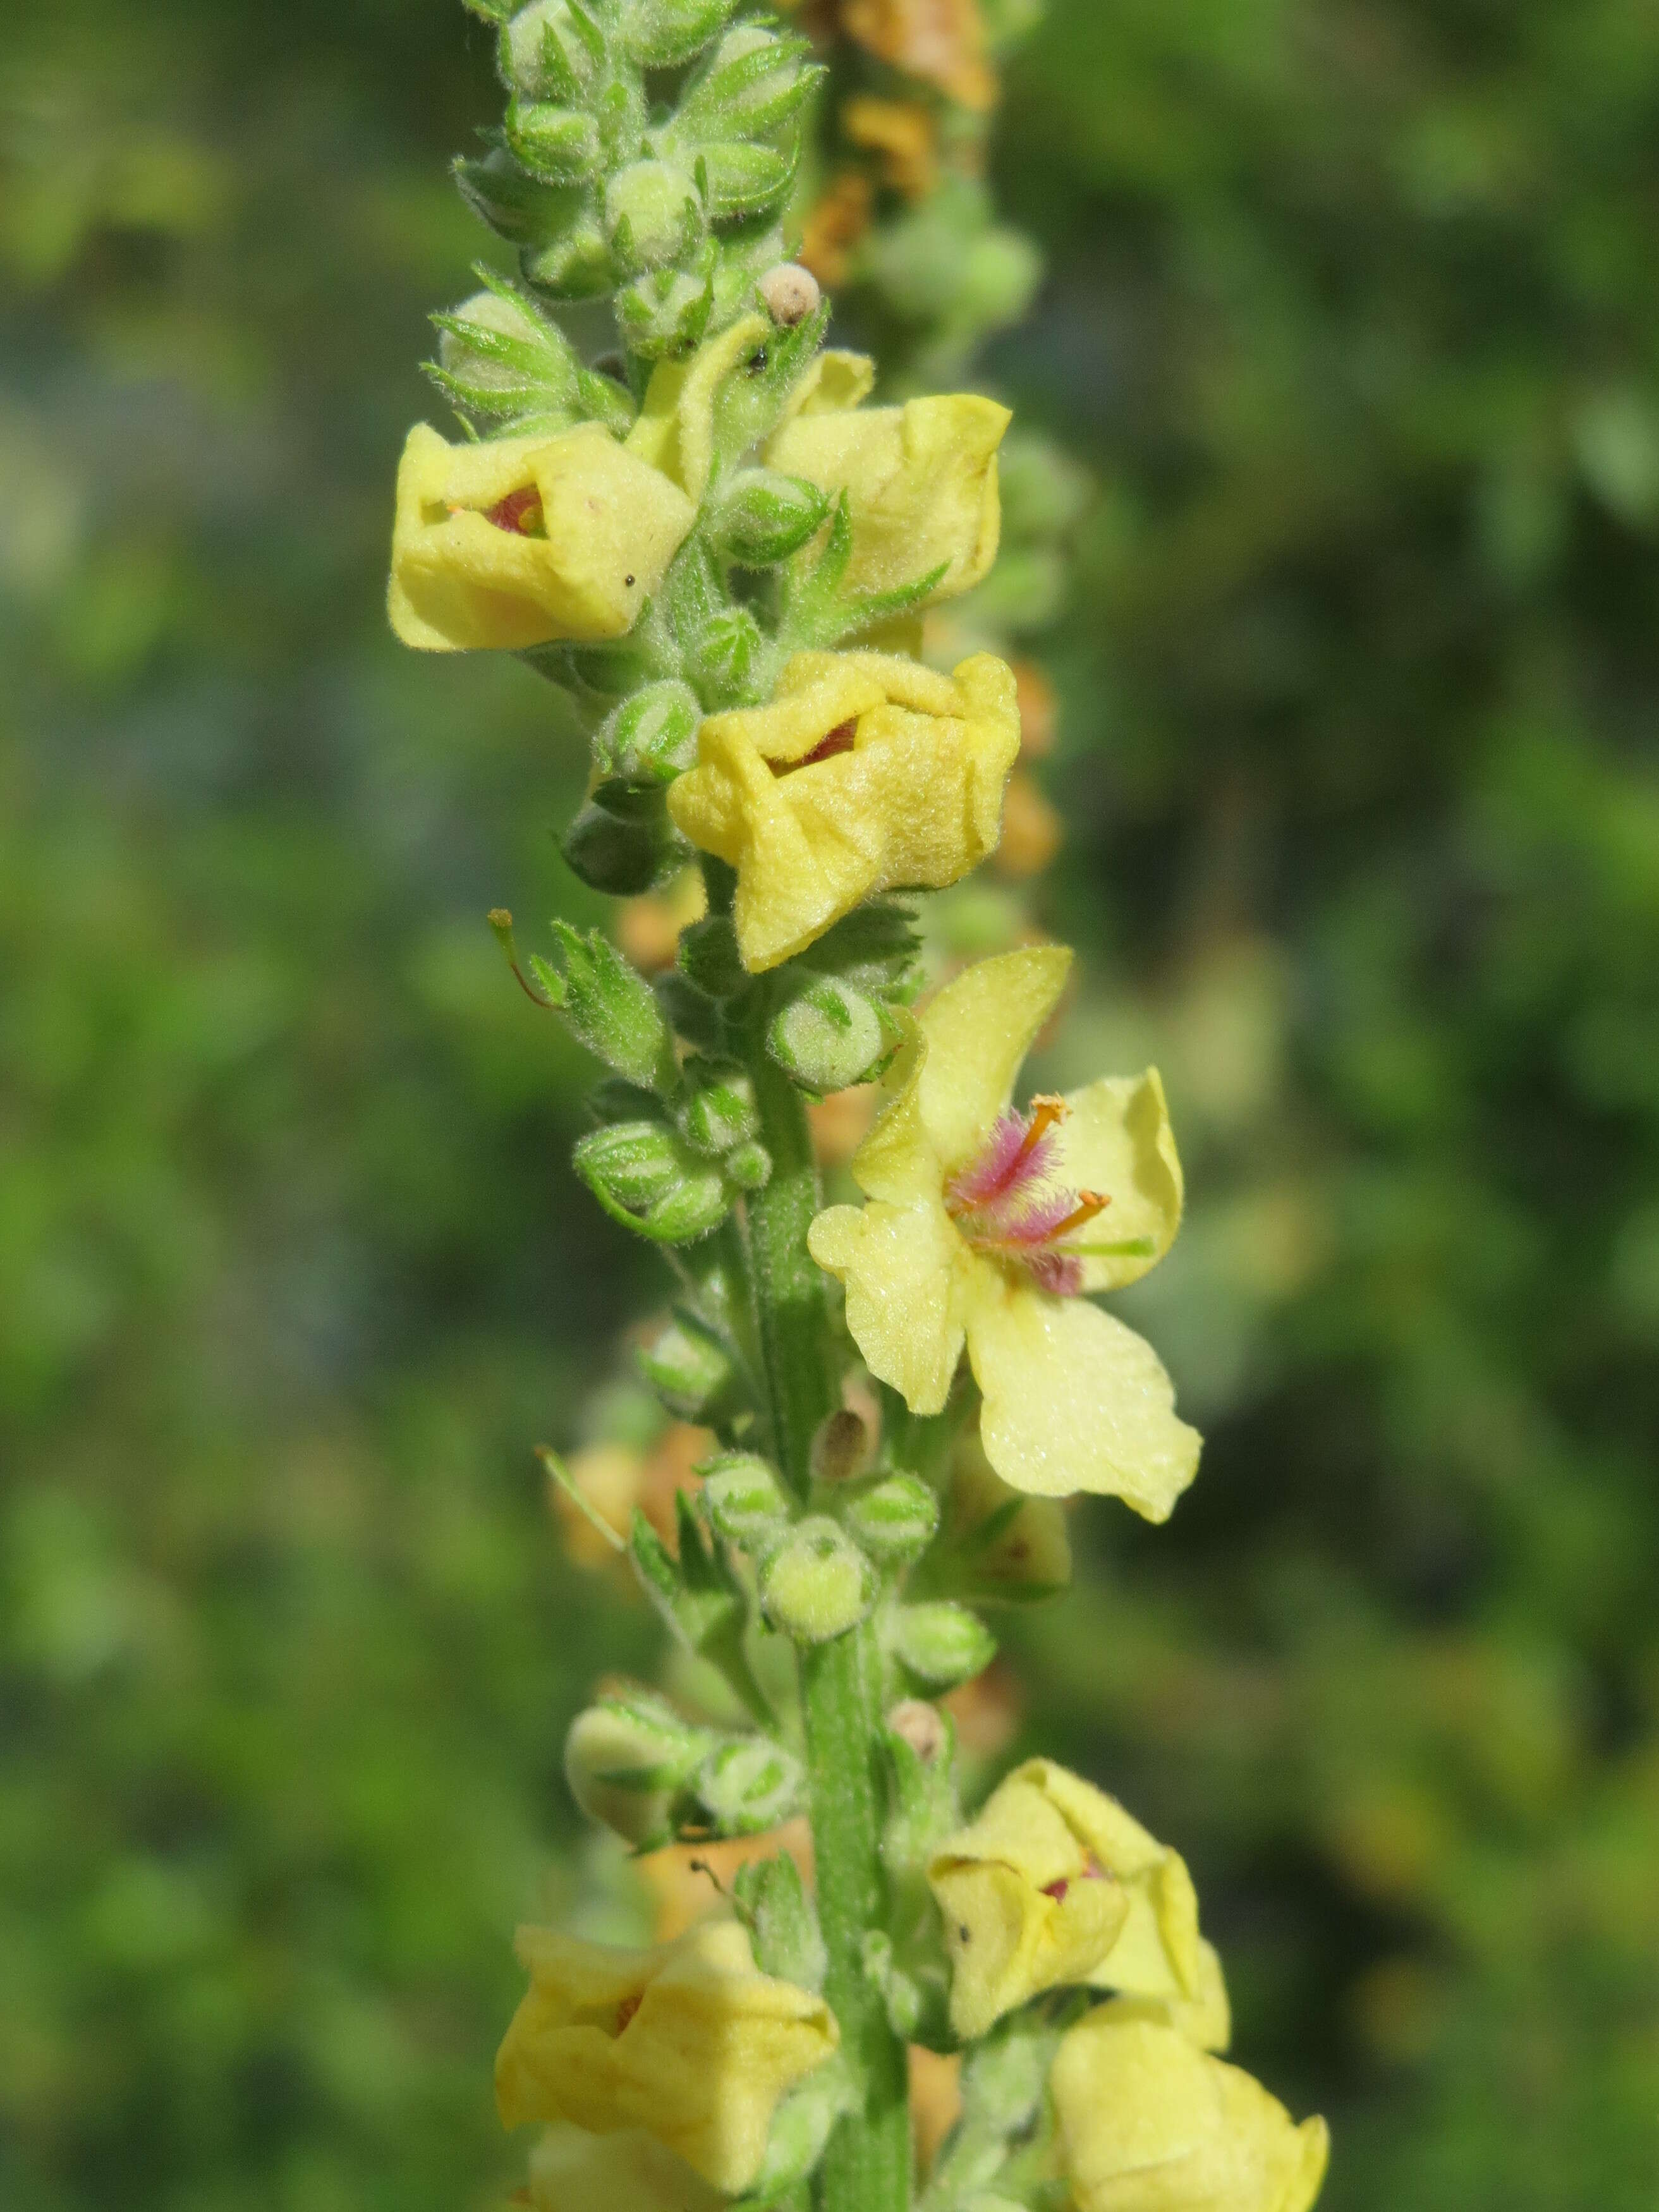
760 262 822 325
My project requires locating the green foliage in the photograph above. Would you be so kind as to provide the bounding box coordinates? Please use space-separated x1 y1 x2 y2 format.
3 1 1657 2209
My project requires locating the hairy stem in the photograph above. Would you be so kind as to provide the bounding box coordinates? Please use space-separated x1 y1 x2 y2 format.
746 1049 912 2212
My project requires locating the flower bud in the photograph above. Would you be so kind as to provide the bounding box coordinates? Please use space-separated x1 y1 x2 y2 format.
503 0 600 99
741 2065 852 2202
694 1736 806 1835
680 28 820 140
810 1407 870 1486
432 283 578 422
638 1312 735 1420
520 216 614 301
768 977 890 1094
564 1690 712 1848
562 781 689 895
709 468 832 566
760 1517 876 1643
760 262 821 327
453 147 571 246
845 1473 939 1564
702 1452 791 1547
678 913 751 1001
574 1119 730 1243
887 1697 947 1766
550 921 674 1089
506 99 604 185
889 1601 997 1689
616 265 714 357
722 1138 773 1193
679 1059 758 1155
595 680 702 785
625 0 740 68
607 160 703 275
685 606 764 700
696 142 796 221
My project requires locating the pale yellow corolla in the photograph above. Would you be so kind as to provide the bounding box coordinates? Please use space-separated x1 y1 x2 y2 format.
808 946 1201 1515
495 1917 837 2195
389 420 695 651
666 649 1021 971
928 1758 1227 2043
1052 2001 1330 2212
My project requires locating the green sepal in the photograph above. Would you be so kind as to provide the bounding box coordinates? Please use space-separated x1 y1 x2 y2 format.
562 779 691 894
694 1735 806 1837
734 1850 828 1992
702 1451 793 1548
843 1473 940 1565
696 140 800 222
506 98 604 185
678 912 752 1002
888 1601 997 1691
624 0 740 68
767 974 897 1095
453 146 587 247
708 467 833 566
547 919 678 1090
573 1118 730 1243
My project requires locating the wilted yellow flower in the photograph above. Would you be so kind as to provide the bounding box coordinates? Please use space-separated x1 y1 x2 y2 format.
388 422 695 652
525 2124 723 2212
799 169 875 288
764 365 1009 608
1051 2003 1330 2212
927 1758 1225 2042
808 947 1201 1514
667 650 1021 971
842 0 999 112
496 1917 838 2194
843 94 939 198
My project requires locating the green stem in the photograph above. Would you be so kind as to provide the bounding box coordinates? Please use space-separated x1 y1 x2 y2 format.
746 1051 912 2212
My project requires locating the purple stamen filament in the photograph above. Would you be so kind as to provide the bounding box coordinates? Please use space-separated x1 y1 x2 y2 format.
944 1095 1109 1296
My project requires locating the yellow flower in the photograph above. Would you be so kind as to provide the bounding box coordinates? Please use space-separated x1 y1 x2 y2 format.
666 650 1021 971
927 1758 1226 2043
1051 2003 1330 2212
388 421 696 652
807 947 1201 1515
763 360 1009 608
495 1917 837 2195
524 2125 723 2212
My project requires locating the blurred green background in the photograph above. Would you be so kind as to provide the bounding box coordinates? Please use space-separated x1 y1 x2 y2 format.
3 3 1657 2207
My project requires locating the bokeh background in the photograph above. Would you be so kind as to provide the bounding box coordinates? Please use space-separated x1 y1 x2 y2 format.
4 2 1658 2207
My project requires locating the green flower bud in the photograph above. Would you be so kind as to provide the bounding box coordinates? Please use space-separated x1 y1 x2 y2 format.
702 1452 791 1547
696 141 796 222
548 921 674 1089
573 1119 730 1243
624 0 739 68
686 606 763 701
520 213 614 300
453 147 580 246
741 2063 853 2201
506 99 603 185
709 467 832 566
722 1138 772 1193
889 1601 997 1690
845 1474 940 1565
502 0 599 100
679 1059 758 1155
615 265 714 357
679 28 820 141
432 282 580 422
562 781 689 895
768 976 891 1094
694 1736 806 1835
760 1517 876 1644
565 1689 712 1848
734 1851 827 1990
677 913 751 1001
595 680 702 785
637 1311 735 1421
960 224 1044 334
606 159 703 275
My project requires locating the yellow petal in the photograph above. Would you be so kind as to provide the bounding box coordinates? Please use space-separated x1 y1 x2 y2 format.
668 653 1021 972
1053 1068 1185 1292
775 348 877 425
932 1854 1130 2042
1052 2008 1330 2212
495 1918 837 2196
625 313 770 505
914 944 1073 1172
845 1022 940 1206
388 422 695 650
808 1197 964 1415
766 392 1009 606
528 2126 724 2212
963 1267 1201 1516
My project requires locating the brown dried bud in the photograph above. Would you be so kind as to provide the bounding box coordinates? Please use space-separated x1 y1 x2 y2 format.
760 260 823 326
810 1406 871 1484
887 1696 947 1765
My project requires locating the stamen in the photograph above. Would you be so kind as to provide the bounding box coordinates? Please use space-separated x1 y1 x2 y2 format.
479 485 545 535
772 718 858 777
1047 1190 1110 1239
944 1099 1113 1297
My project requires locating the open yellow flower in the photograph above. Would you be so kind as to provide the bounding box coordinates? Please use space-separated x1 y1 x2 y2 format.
927 1758 1226 2043
808 947 1201 1514
525 2125 722 2212
667 649 1021 971
389 421 695 651
495 1916 838 2194
763 351 1009 607
624 312 773 507
1051 2003 1330 2212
